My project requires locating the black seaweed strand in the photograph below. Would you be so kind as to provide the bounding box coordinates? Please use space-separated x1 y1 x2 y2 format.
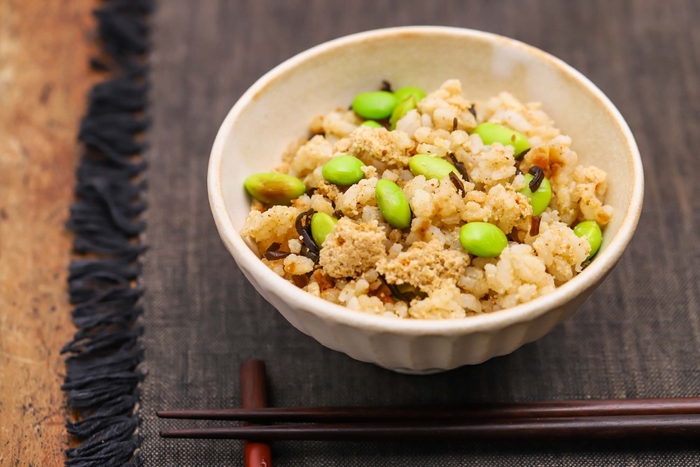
518 147 531 158
449 154 470 182
530 216 542 236
449 172 465 197
62 2 153 466
263 242 291 261
528 165 545 192
379 275 407 302
295 210 320 263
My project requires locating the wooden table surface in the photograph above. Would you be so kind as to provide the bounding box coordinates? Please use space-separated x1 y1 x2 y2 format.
0 1 96 464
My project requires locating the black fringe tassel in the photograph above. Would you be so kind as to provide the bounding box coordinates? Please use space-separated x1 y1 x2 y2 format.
62 1 153 466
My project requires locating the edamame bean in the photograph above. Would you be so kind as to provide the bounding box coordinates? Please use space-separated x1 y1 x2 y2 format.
322 155 366 186
408 154 459 180
394 86 426 103
352 91 398 120
360 120 384 128
459 222 508 258
311 212 338 247
473 122 531 157
573 220 602 259
375 179 412 229
244 172 306 205
390 96 417 130
519 173 552 215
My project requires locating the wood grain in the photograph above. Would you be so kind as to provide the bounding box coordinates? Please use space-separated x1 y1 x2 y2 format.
0 1 97 465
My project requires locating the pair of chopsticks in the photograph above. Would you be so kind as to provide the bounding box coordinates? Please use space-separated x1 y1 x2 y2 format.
159 359 700 462
160 400 700 441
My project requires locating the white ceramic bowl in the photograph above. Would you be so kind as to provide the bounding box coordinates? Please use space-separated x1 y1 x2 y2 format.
208 26 643 374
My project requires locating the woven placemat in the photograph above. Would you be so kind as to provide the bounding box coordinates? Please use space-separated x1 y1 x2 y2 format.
133 1 700 465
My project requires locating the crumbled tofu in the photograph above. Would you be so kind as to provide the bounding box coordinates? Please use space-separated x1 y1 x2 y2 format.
376 239 469 294
319 218 387 278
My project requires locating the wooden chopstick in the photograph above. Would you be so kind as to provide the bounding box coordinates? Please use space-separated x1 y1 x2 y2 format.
157 397 700 422
160 414 700 441
240 360 272 467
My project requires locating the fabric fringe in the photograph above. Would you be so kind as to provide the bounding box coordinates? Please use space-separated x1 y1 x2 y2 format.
62 1 154 465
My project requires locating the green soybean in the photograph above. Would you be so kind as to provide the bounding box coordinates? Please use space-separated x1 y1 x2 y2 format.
352 91 398 120
244 172 306 205
375 179 412 229
311 212 339 247
394 86 426 103
360 120 384 128
459 222 508 258
573 220 602 259
408 154 459 180
322 155 366 186
519 173 552 215
390 96 417 130
473 122 531 157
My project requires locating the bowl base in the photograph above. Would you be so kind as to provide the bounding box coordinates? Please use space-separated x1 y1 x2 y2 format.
383 366 448 375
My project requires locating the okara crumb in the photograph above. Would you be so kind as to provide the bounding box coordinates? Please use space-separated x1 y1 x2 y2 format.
377 239 469 294
319 218 387 278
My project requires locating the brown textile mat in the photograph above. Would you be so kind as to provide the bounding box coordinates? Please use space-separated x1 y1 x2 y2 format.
140 0 700 465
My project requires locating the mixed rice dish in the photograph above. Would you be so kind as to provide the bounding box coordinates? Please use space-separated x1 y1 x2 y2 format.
241 79 612 319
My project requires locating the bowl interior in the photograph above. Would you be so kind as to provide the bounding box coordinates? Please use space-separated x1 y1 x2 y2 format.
218 29 636 255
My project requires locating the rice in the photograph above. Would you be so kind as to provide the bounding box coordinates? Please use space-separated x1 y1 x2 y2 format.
242 80 613 319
